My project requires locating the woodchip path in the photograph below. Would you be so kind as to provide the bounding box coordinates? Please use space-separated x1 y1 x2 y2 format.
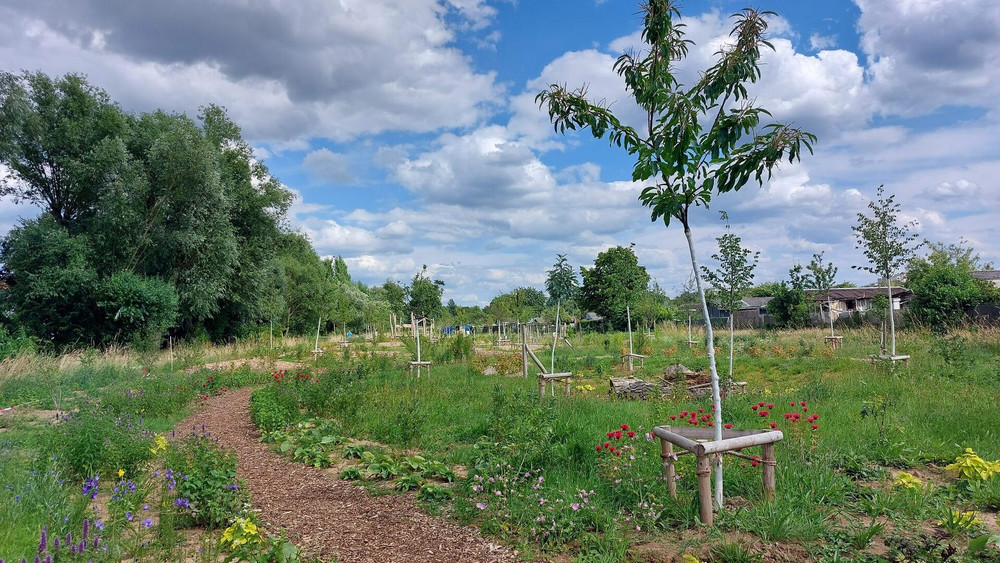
176 388 516 563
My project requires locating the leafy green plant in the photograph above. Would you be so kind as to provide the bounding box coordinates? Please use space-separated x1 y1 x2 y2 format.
946 448 1000 481
339 466 364 481
968 476 1000 510
363 451 401 480
416 482 453 502
342 444 368 459
395 474 426 492
425 461 456 483
249 387 297 432
167 432 250 528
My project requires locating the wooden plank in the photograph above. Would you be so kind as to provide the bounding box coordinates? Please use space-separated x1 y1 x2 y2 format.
540 372 573 380
700 430 783 455
652 426 702 453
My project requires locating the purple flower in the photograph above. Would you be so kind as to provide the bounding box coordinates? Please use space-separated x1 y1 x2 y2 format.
125 512 133 522
173 498 190 508
141 518 153 528
475 502 487 510
82 519 89 540
38 528 47 553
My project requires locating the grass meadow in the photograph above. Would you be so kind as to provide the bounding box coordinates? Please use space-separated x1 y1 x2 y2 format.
2 324 1000 561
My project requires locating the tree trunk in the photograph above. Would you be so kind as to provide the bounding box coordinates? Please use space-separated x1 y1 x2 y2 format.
728 314 734 386
887 277 896 356
684 225 724 508
828 293 835 337
551 299 561 374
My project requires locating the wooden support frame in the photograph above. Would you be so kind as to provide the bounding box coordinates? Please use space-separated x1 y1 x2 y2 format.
522 326 573 401
869 354 910 367
824 335 843 349
653 425 782 526
408 361 431 378
620 353 645 369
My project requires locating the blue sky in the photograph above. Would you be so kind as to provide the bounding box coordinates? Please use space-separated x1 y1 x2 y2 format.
1 0 998 305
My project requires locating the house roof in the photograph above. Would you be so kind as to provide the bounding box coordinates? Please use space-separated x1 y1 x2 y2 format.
740 296 772 310
805 287 911 301
972 270 1000 281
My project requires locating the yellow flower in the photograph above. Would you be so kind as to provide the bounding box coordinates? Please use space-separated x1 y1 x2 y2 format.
117 469 125 478
149 434 169 455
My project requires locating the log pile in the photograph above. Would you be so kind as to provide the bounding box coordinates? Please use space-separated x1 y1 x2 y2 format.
609 376 660 400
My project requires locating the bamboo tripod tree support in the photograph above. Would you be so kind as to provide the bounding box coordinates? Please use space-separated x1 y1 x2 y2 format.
653 426 782 526
521 326 572 402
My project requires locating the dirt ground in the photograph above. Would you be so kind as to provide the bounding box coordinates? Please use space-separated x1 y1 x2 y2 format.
175 388 516 563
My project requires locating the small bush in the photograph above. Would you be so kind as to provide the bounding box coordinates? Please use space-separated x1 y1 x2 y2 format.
166 432 250 528
249 387 297 432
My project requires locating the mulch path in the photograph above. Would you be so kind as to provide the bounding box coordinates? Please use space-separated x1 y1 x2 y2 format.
175 388 517 563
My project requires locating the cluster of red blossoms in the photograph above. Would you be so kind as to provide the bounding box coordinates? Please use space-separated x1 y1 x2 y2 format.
667 406 718 427
595 424 636 456
272 369 315 384
272 369 287 383
752 400 819 431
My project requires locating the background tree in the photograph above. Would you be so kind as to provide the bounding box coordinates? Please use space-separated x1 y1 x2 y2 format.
408 266 444 320
578 245 650 330
769 264 811 329
701 216 759 386
805 252 838 337
906 240 988 332
0 72 301 347
852 185 920 356
545 254 579 372
537 1 815 505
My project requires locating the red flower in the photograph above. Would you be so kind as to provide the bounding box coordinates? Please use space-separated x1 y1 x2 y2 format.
698 408 704 413
758 402 766 407
751 460 759 467
800 401 807 406
802 407 808 412
811 414 819 420
767 404 775 409
751 405 759 410
723 423 733 429
606 432 613 438
596 445 602 451
627 431 635 438
680 411 689 417
769 422 778 429
688 418 698 425
790 401 796 406
811 424 819 430
603 442 610 449
759 411 769 417
669 415 677 420
621 424 630 430
707 422 714 427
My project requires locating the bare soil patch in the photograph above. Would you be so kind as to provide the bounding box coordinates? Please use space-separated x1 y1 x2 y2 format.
183 358 305 374
175 388 516 563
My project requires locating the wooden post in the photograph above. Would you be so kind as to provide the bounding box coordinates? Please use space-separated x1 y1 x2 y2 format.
696 453 713 526
313 316 322 360
564 377 571 397
538 374 546 403
661 436 677 499
522 326 529 377
626 305 634 372
761 443 776 502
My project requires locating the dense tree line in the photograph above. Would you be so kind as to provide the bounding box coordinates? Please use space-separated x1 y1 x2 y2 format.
0 71 441 349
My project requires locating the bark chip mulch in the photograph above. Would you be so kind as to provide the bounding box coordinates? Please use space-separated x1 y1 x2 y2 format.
176 388 517 563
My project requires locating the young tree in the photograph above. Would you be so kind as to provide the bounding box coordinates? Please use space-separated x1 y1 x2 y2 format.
537 1 815 506
852 186 920 356
701 215 759 387
769 265 811 329
545 254 579 372
805 252 838 337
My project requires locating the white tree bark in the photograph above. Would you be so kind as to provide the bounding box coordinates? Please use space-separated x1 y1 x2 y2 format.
684 226 724 508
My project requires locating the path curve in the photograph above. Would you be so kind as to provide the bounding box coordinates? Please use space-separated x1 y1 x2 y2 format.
176 388 516 563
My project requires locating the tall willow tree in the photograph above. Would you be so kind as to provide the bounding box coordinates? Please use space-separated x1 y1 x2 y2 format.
537 1 815 507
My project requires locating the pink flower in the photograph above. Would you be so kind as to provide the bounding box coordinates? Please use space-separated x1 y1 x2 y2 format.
476 503 487 510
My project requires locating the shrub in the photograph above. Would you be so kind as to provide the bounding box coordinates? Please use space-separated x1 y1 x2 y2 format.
249 387 297 432
167 432 250 528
